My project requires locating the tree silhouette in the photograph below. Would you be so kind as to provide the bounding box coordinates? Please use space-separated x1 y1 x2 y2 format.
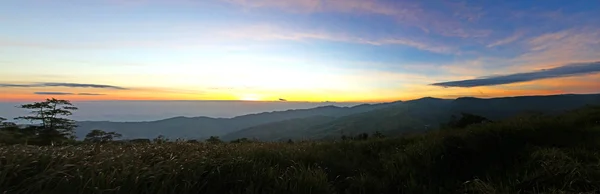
206 136 222 144
84 129 122 143
373 131 385 138
15 98 78 144
153 135 167 143
0 117 15 127
447 113 491 128
129 139 151 144
0 117 18 132
186 139 199 143
355 133 369 140
230 138 251 143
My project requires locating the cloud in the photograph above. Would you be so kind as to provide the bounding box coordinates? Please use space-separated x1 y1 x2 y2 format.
77 93 106 96
43 83 127 90
33 92 107 96
33 92 73 95
222 0 395 14
487 31 524 47
0 82 127 90
509 28 600 70
222 25 457 54
222 0 489 38
431 61 600 88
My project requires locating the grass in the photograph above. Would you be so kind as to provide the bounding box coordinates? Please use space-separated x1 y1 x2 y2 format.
1 106 600 194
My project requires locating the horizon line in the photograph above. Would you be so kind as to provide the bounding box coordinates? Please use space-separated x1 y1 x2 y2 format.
1 92 597 103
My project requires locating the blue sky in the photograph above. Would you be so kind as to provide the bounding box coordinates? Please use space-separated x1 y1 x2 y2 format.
1 0 599 102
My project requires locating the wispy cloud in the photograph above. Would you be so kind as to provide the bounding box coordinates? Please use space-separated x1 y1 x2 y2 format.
222 25 457 54
0 82 127 90
43 83 127 90
222 0 395 14
512 28 600 69
487 31 525 47
76 93 106 96
34 92 73 95
222 0 489 38
33 92 106 95
431 62 600 88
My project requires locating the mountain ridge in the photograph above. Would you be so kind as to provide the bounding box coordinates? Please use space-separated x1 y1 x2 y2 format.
76 94 600 141
222 93 600 141
76 101 401 139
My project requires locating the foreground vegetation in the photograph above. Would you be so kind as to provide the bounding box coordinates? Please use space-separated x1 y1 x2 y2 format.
1 105 600 193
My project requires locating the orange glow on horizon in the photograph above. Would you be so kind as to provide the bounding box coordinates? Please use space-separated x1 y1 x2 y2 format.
1 74 599 103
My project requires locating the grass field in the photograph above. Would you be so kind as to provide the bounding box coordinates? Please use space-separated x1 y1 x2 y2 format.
1 106 600 194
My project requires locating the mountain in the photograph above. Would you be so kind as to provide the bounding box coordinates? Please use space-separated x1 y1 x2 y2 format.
75 101 401 139
449 94 600 119
77 94 600 141
222 94 600 141
222 116 336 141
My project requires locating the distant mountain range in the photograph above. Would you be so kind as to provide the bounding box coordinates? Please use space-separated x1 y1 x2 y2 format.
76 101 401 139
76 94 600 141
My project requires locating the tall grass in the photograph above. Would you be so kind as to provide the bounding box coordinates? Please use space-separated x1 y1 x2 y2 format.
1 106 600 194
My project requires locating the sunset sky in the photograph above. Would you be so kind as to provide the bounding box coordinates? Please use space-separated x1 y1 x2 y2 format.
1 0 599 102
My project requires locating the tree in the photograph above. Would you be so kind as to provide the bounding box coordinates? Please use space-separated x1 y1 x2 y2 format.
0 117 18 132
0 117 15 127
355 133 369 140
230 138 256 143
153 135 168 144
230 138 247 143
129 139 151 144
84 129 122 143
206 136 222 144
447 113 491 129
15 98 78 143
372 131 385 138
186 139 199 143
0 117 24 144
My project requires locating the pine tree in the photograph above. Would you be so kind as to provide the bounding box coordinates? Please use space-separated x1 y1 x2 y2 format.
15 98 78 144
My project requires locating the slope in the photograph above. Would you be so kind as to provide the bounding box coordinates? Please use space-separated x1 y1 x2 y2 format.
223 94 600 141
76 101 401 139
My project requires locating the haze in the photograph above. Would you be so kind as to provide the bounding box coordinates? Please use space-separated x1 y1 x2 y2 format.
0 101 360 122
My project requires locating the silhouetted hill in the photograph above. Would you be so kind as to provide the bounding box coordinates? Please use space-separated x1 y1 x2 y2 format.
77 94 600 140
222 94 600 141
450 94 600 119
222 116 336 141
76 101 401 139
225 98 450 141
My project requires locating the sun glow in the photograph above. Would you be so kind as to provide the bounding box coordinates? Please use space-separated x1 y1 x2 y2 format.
239 94 261 101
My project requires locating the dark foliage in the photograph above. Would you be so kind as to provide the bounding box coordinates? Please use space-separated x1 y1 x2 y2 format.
186 139 199 143
129 138 151 143
446 113 491 128
14 98 78 144
206 136 223 144
230 138 254 143
84 129 123 143
2 104 600 193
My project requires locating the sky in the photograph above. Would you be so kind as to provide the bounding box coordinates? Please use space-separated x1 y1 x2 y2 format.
1 0 600 102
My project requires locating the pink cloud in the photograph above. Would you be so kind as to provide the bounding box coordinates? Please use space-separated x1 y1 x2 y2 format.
515 28 600 69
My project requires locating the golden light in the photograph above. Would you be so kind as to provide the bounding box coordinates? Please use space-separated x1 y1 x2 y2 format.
239 94 261 101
